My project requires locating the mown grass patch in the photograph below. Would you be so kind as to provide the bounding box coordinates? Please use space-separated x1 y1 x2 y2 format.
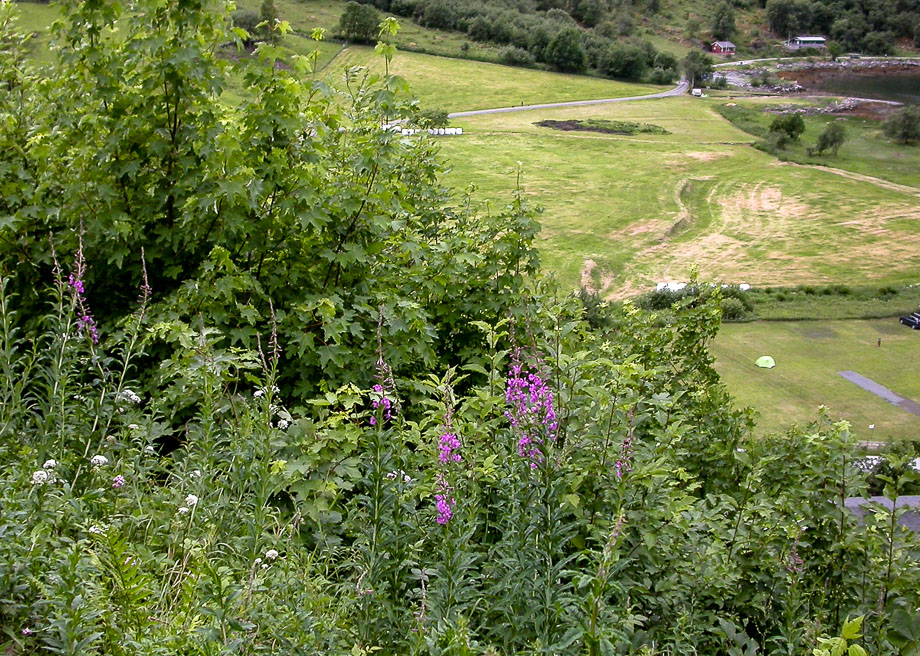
713 319 920 442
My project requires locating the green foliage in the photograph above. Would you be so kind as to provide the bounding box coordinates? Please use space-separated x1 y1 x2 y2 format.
884 106 920 145
5 1 920 654
681 49 714 87
499 44 536 66
260 0 279 44
536 119 671 135
337 1 380 44
770 113 806 142
545 27 588 73
0 0 540 403
711 1 736 40
598 42 648 81
765 0 812 36
809 121 847 156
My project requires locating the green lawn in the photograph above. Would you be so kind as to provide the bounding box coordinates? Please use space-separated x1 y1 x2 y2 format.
235 0 506 62
439 97 920 297
713 319 920 442
325 46 668 112
714 98 920 189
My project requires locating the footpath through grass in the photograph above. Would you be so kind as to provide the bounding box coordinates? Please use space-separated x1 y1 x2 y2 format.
713 319 920 442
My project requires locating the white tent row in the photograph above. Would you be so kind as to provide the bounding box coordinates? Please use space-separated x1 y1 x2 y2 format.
397 127 464 136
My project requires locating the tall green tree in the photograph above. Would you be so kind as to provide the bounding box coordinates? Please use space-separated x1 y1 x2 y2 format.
770 113 805 141
338 1 380 43
681 50 713 86
711 1 736 40
545 27 588 73
260 0 279 43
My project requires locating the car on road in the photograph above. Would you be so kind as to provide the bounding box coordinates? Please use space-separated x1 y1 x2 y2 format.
900 312 920 328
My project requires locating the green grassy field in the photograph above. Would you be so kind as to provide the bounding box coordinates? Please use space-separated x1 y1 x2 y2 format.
713 319 920 442
325 46 667 112
235 0 506 62
715 98 920 189
438 96 920 298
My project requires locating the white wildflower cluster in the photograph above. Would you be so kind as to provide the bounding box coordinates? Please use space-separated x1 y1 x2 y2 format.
276 419 290 430
127 424 141 431
253 385 280 399
144 445 157 455
117 389 142 405
90 455 109 467
178 494 199 515
189 469 202 479
265 549 279 560
385 469 412 483
33 459 59 485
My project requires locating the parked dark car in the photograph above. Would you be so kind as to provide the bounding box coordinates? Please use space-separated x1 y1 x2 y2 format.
900 312 920 329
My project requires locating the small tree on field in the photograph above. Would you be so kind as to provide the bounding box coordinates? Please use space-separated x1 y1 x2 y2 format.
338 1 380 43
809 122 846 156
681 50 713 87
826 40 843 61
770 113 805 142
883 106 920 145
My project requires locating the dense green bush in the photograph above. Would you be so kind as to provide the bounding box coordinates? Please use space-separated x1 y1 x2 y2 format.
499 44 536 66
0 1 540 403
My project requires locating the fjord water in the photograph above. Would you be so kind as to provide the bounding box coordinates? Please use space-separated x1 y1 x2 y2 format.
810 70 920 104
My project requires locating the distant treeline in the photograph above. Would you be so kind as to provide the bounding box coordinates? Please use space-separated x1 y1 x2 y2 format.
346 0 679 82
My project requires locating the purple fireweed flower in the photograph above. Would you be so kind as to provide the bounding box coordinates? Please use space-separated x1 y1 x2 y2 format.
787 545 804 574
370 383 396 424
112 475 126 489
615 432 634 480
68 274 85 295
76 315 99 344
435 493 454 524
505 362 557 466
438 432 462 464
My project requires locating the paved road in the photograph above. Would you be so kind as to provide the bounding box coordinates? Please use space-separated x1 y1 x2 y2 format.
447 79 689 118
838 370 920 417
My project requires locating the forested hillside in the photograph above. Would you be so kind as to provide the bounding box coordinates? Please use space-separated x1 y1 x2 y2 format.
348 0 920 65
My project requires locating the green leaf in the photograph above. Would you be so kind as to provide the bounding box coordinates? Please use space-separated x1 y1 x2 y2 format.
842 616 864 640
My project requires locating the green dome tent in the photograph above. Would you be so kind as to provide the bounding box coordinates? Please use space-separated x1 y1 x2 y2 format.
755 356 776 369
